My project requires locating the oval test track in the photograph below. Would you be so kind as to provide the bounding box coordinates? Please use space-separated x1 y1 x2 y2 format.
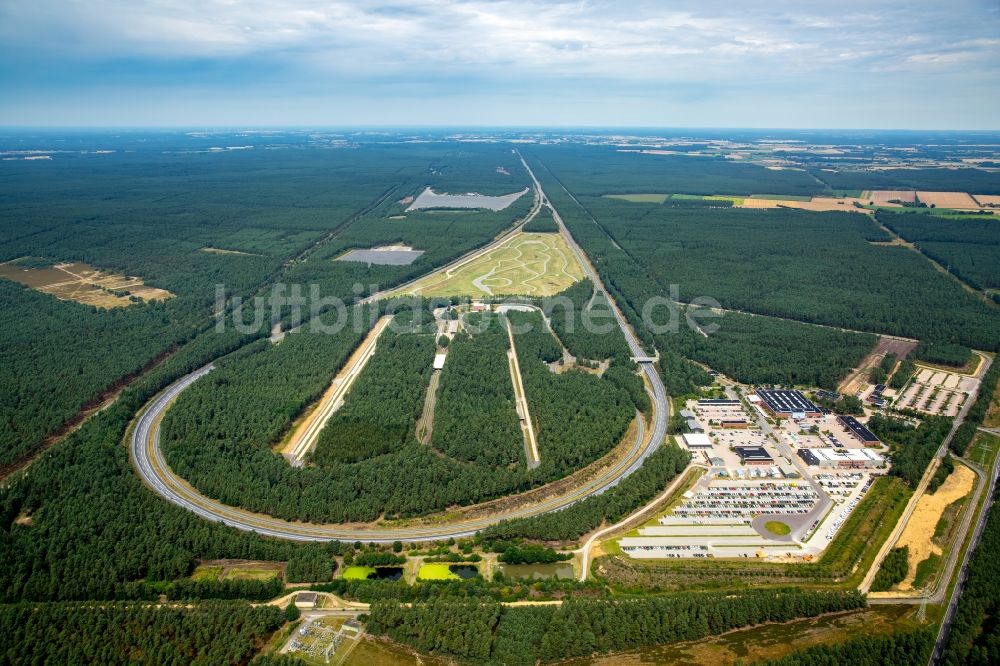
128 154 671 542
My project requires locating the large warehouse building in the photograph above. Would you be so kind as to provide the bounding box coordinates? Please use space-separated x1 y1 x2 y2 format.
756 389 822 419
837 415 881 445
798 447 884 469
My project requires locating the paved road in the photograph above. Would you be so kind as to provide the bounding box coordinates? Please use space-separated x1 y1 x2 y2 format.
860 354 993 594
129 154 672 542
928 422 1000 664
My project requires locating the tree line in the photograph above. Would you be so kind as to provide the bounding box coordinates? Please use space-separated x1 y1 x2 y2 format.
482 441 690 543
0 601 283 665
365 588 866 664
941 485 1000 665
758 627 935 666
869 414 952 487
950 359 1000 456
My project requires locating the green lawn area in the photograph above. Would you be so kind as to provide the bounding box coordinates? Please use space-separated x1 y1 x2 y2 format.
603 193 669 204
341 566 376 581
222 567 280 581
765 521 792 536
397 232 583 298
417 563 460 581
191 566 222 582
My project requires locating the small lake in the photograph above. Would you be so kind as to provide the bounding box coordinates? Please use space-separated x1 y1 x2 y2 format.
371 567 403 581
449 565 480 580
498 562 576 580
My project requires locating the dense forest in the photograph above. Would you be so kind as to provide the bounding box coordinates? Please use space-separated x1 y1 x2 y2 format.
508 310 636 472
942 486 1000 665
869 415 952 487
431 316 524 467
759 628 935 666
482 441 690 542
0 327 344 602
881 211 1000 290
365 589 865 664
528 144 824 196
564 195 1000 350
914 341 973 368
0 601 283 665
160 303 641 522
529 161 878 389
814 166 1000 194
871 546 909 591
314 331 435 464
0 142 534 471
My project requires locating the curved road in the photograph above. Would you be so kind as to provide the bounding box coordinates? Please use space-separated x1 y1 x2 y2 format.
129 154 672 542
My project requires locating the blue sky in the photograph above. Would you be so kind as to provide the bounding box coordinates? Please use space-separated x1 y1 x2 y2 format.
1 0 998 128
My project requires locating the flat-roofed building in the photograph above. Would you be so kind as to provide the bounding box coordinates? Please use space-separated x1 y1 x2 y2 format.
756 389 822 419
802 447 883 469
682 433 712 449
837 415 881 445
735 446 774 465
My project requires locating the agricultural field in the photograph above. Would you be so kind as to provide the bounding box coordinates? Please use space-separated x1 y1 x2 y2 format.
915 191 982 209
397 232 583 298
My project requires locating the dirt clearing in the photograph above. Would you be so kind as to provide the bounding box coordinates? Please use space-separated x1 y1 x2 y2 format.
895 462 974 590
0 259 173 307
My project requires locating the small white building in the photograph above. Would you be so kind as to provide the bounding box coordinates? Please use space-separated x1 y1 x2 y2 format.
682 433 712 449
433 353 447 370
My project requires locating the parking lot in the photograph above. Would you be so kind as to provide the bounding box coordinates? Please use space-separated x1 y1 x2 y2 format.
891 366 976 417
619 390 878 561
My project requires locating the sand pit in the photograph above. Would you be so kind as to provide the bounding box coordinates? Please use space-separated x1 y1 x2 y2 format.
896 463 975 590
916 191 981 209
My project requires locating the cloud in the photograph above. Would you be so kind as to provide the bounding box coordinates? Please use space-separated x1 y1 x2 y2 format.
0 0 997 127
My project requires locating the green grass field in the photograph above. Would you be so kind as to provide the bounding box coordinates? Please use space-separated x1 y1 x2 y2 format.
765 521 792 536
191 566 222 582
399 232 583 298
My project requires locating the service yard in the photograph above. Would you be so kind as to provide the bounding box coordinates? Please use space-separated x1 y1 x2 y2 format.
396 232 583 298
892 363 981 417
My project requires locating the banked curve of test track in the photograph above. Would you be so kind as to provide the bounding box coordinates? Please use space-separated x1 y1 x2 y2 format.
128 154 671 542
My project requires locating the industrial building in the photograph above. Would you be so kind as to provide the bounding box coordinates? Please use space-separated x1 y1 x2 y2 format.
798 447 883 469
735 446 774 465
756 389 822 419
682 433 713 449
837 415 881 445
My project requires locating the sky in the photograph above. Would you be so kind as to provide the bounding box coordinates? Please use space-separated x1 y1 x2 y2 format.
1 0 998 129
